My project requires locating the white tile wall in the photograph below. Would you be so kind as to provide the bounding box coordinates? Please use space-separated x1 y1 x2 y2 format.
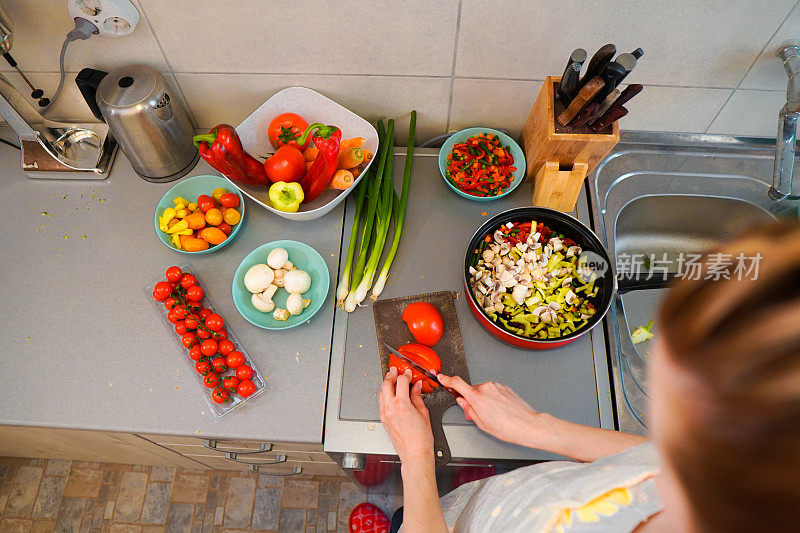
1 0 799 143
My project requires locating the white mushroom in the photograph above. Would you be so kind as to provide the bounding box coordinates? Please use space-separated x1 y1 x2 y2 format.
489 243 500 254
566 245 582 258
565 290 577 305
499 270 517 288
267 248 289 269
511 284 528 305
551 238 564 252
493 301 505 313
286 293 308 316
283 260 294 271
540 309 553 323
244 264 274 293
482 249 495 262
493 230 505 243
469 266 477 276
561 276 573 287
273 269 286 287
251 284 278 312
284 269 312 294
272 308 290 321
548 301 561 311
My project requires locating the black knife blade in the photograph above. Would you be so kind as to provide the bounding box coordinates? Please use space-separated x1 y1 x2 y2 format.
578 43 616 90
384 343 462 398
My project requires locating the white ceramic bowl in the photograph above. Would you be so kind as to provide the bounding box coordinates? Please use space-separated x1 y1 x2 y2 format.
229 87 379 221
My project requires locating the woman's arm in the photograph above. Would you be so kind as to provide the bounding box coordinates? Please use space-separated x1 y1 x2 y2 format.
437 375 646 463
379 368 448 533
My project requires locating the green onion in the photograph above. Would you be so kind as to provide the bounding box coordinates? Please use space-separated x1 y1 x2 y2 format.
335 173 370 305
371 110 416 300
344 120 393 312
352 120 396 306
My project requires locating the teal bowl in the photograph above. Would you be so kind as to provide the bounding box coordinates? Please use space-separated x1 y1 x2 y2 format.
153 175 245 254
232 241 330 330
438 127 526 201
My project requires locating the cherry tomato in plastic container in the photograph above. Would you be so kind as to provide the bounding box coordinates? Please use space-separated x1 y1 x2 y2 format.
237 379 256 397
236 365 254 381
165 266 183 283
212 387 230 404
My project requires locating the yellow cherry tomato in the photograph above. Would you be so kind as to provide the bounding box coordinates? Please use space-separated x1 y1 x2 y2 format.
212 187 229 202
223 208 241 226
205 208 223 226
173 196 189 206
198 227 227 245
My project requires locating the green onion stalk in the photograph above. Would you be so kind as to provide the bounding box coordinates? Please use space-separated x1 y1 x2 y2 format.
352 130 395 306
371 110 416 300
344 119 394 312
335 173 370 305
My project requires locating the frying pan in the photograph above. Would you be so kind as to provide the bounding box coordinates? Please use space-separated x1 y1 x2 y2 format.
463 207 670 349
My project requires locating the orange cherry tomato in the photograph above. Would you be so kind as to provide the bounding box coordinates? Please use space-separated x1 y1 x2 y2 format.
219 193 240 208
197 227 227 245
388 343 441 394
223 208 241 226
179 234 210 252
205 208 223 226
185 211 207 230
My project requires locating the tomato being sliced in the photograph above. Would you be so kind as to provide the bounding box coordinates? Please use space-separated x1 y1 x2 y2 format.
402 302 444 347
268 112 309 151
388 343 441 394
264 145 306 183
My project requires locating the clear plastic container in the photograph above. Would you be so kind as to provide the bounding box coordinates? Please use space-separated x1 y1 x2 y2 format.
145 262 266 417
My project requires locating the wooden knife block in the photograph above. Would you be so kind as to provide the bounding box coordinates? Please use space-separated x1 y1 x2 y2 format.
520 76 619 212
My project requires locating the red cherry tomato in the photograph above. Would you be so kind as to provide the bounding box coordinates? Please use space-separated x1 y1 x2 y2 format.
226 351 245 369
204 314 224 331
172 305 189 321
167 308 181 324
198 308 212 319
264 145 306 184
216 222 232 236
185 315 200 330
152 281 172 301
222 375 239 392
186 285 204 302
211 356 228 374
188 345 203 361
236 365 253 381
181 332 198 349
218 340 235 356
195 359 212 375
196 195 217 213
196 328 211 340
219 193 240 208
200 339 218 357
211 328 227 341
268 112 309 150
388 343 441 394
165 266 183 283
203 372 219 388
174 320 188 335
401 302 444 347
164 296 178 310
237 379 256 397
180 274 197 289
212 387 230 404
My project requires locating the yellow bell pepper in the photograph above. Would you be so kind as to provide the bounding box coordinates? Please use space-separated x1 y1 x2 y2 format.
173 196 189 206
166 219 189 234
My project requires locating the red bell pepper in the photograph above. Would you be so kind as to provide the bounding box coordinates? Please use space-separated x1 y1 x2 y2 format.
294 123 341 203
192 124 269 187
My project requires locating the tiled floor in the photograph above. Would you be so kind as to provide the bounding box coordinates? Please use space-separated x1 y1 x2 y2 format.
0 457 401 532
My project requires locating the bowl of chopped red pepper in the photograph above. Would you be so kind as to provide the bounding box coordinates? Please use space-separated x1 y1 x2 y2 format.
439 128 525 201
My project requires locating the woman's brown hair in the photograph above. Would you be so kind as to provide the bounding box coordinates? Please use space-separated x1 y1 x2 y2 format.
658 220 800 532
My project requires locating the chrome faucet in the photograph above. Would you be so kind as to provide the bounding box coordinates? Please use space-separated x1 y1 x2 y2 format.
769 42 800 200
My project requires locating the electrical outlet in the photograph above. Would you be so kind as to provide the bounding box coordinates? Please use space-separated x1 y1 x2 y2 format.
67 0 139 37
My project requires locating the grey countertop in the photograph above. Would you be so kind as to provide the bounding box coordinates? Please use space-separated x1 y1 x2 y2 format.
324 149 614 462
0 140 341 444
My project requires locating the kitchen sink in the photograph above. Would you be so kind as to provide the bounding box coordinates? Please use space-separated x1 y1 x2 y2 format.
589 132 794 431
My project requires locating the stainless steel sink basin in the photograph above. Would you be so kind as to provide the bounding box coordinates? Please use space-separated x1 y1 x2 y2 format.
589 132 792 431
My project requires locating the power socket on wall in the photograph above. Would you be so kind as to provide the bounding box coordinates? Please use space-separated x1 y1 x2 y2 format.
67 0 139 36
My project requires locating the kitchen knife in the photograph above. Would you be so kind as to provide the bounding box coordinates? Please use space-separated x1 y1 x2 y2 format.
558 62 582 104
594 83 642 126
612 53 637 84
383 343 462 399
596 60 627 100
591 88 621 123
573 101 600 128
558 76 605 126
593 105 628 132
562 48 588 74
631 47 644 59
577 43 616 90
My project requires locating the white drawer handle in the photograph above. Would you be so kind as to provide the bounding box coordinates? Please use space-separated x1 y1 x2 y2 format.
203 439 273 454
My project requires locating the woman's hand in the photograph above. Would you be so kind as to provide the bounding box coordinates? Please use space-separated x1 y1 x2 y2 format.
437 374 543 448
379 367 435 467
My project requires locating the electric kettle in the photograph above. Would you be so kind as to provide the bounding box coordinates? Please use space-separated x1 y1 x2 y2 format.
76 65 198 182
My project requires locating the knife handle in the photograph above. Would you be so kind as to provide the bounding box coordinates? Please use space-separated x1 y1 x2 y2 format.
593 105 628 131
443 386 463 399
596 61 627 100
558 62 582 103
558 77 605 126
578 43 616 90
573 101 600 128
593 84 642 127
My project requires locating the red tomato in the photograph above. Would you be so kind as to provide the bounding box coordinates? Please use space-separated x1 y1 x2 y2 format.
203 372 219 388
180 274 197 289
172 305 189 320
219 193 240 208
181 332 198 348
264 145 306 183
185 314 200 330
222 375 240 392
185 301 201 313
402 302 444 347
186 285 204 302
164 296 178 310
211 328 227 341
216 222 232 236
152 281 172 301
237 379 256 397
167 308 181 324
195 359 212 375
196 328 212 340
212 387 230 404
188 345 203 361
174 320 188 335
205 314 224 331
211 356 228 374
218 340 235 356
388 343 441 394
268 112 309 150
165 266 183 283
200 339 218 357
226 351 245 369
236 365 253 381
196 195 217 213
